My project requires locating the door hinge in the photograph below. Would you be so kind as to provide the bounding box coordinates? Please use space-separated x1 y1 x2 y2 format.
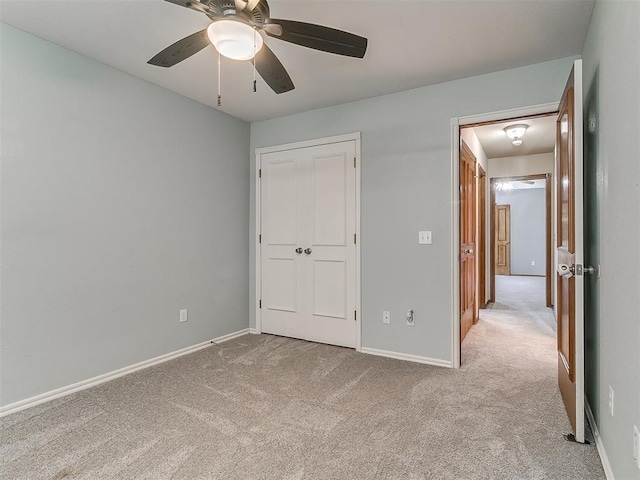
354 310 357 321
259 234 262 244
259 299 262 309
258 169 262 178
353 157 356 168
354 233 357 244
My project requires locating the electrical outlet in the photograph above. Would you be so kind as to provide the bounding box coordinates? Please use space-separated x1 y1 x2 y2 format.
608 385 614 416
179 309 188 323
531 261 536 266
633 425 639 468
406 309 414 327
383 311 391 324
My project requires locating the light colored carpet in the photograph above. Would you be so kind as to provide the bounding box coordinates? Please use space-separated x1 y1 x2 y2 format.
1 276 604 479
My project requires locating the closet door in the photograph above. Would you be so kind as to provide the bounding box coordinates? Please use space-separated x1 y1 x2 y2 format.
303 141 356 347
260 150 305 340
260 140 356 348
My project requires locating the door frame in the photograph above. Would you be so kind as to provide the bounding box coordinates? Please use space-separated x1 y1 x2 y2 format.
451 103 558 368
489 173 553 307
254 132 362 351
477 164 487 313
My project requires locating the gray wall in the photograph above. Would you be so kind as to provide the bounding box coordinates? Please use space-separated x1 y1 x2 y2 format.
250 56 578 362
582 0 640 478
496 188 546 276
0 25 250 406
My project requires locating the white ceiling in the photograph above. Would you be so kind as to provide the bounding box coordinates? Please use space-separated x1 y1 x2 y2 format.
471 114 557 159
0 0 595 123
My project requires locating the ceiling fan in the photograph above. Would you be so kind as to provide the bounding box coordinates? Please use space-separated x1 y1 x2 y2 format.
148 0 368 94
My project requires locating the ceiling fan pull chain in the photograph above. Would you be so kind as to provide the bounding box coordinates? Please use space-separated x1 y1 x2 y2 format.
253 29 257 93
217 52 222 107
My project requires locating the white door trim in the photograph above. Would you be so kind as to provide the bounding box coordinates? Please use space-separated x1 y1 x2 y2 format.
255 132 362 351
450 103 558 368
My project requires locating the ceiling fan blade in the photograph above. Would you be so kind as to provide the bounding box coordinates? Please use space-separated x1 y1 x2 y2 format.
163 0 193 9
163 0 213 16
148 29 210 68
245 0 261 12
265 19 367 58
251 44 295 94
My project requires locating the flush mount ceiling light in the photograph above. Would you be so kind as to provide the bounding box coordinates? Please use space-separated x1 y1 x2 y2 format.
504 124 529 147
207 19 263 61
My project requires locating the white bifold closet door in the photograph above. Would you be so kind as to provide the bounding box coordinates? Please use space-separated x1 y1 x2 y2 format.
260 140 356 348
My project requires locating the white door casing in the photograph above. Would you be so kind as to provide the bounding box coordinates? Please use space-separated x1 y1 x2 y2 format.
256 134 361 349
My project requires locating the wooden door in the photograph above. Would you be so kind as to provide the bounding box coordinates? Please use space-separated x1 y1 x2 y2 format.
477 166 487 311
460 141 477 343
260 140 357 348
556 60 585 442
495 204 511 275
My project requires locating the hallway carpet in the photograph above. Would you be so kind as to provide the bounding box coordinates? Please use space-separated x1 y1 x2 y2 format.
1 277 604 479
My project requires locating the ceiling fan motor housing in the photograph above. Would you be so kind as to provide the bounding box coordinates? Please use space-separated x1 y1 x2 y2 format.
190 0 270 25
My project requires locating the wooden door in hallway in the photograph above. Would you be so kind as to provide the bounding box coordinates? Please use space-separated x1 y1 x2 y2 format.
495 204 511 275
460 141 477 343
556 60 585 443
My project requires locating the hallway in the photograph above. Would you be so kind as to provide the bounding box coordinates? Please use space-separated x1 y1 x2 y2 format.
461 275 603 478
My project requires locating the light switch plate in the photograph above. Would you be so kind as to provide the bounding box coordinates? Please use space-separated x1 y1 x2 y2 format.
179 309 188 323
418 231 432 245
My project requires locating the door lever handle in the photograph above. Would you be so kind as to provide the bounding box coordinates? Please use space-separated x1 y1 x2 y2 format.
304 248 312 255
295 247 303 254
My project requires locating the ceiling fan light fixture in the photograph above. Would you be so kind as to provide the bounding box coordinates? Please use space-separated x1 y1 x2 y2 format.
207 19 263 61
503 124 529 140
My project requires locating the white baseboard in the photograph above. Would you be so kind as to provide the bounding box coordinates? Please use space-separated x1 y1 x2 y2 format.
585 399 615 480
359 347 452 368
249 328 261 334
0 328 250 418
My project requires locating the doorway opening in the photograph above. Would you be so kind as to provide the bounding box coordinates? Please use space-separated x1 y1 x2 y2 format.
456 110 558 365
490 173 553 308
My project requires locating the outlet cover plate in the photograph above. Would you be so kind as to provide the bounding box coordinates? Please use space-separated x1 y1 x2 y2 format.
383 311 390 324
406 309 415 327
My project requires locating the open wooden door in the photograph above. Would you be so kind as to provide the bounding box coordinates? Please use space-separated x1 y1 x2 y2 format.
556 60 585 443
460 141 477 344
